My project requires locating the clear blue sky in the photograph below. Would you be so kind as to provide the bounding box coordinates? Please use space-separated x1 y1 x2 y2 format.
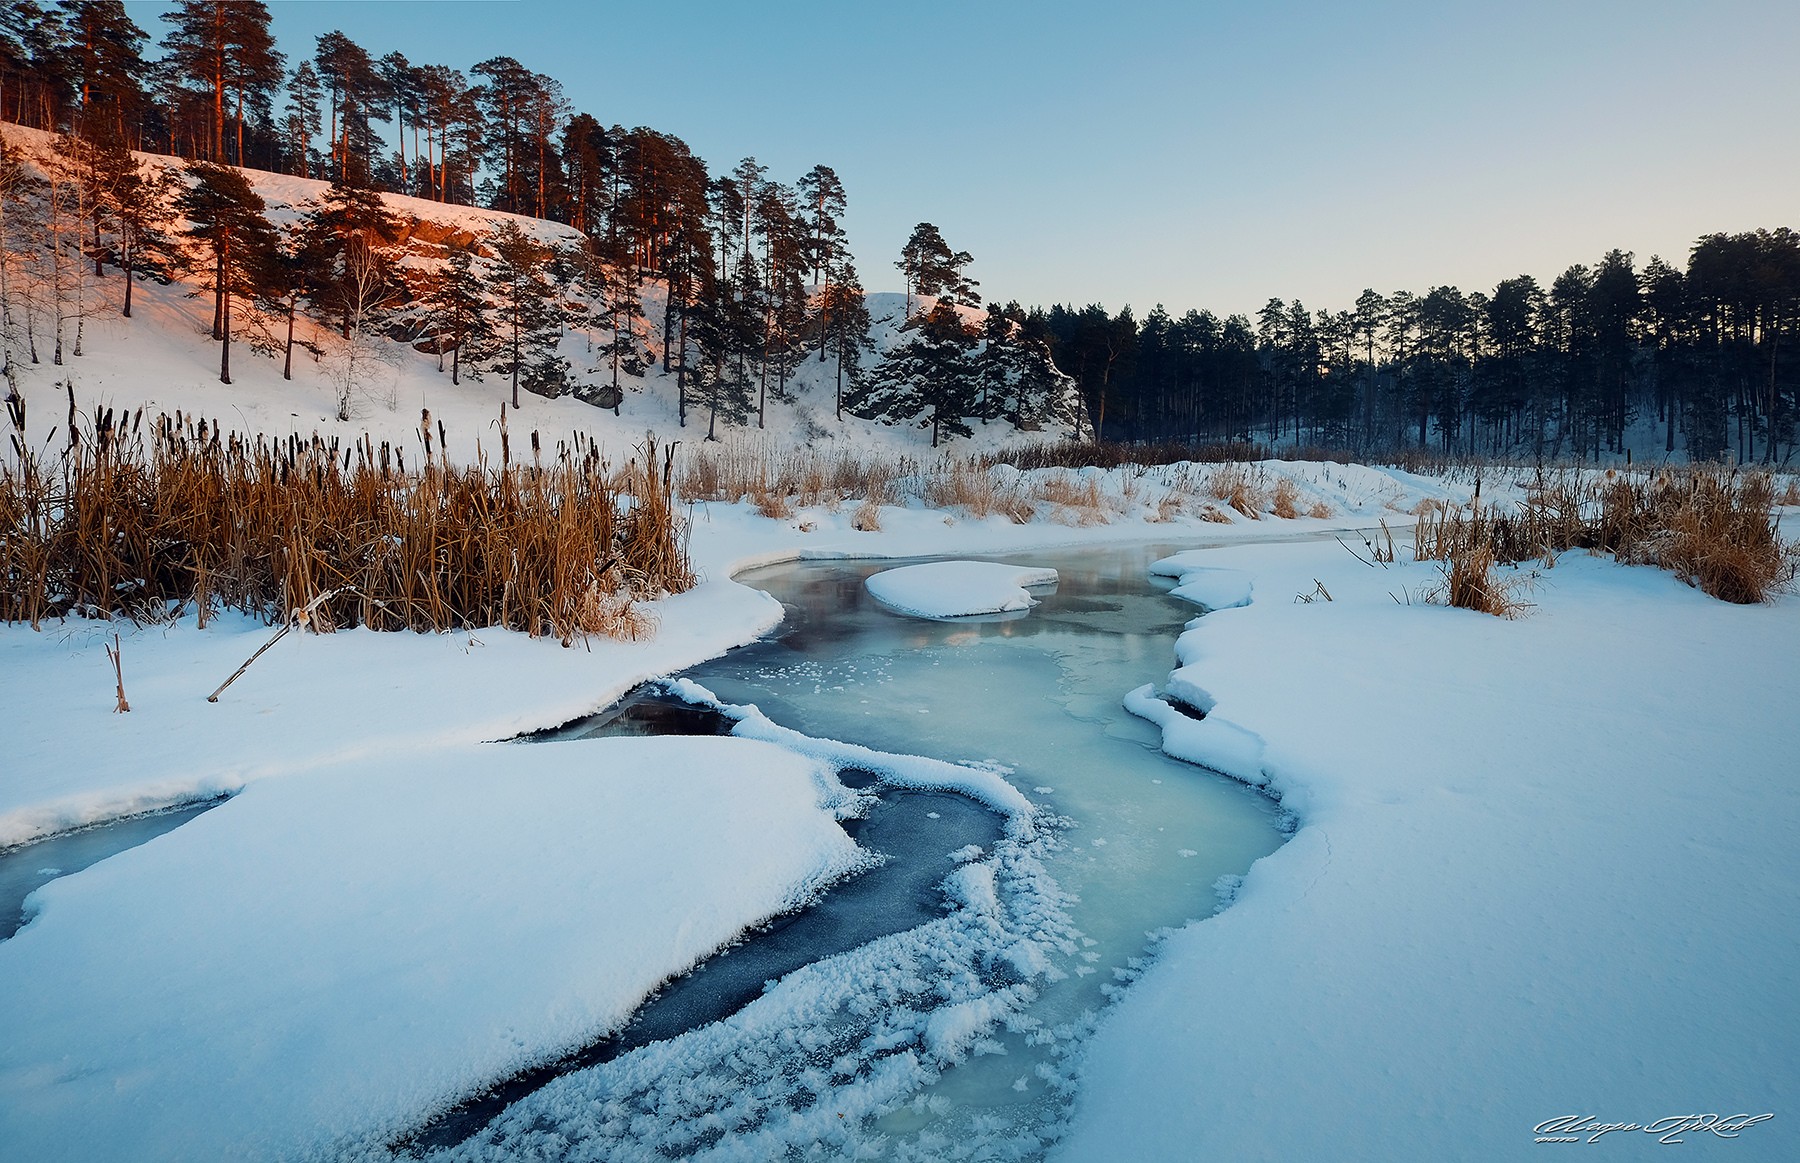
126 0 1800 318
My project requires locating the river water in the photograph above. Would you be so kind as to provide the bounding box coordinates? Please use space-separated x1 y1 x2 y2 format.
432 542 1286 1161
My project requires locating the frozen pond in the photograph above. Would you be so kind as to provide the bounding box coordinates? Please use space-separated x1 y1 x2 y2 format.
424 543 1286 1160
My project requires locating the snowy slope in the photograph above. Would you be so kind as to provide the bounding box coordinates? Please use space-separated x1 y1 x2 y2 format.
1 124 1076 464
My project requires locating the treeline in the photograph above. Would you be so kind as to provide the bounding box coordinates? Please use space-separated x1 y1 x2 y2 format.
1040 234 1800 463
8 3 1795 462
0 1 1082 443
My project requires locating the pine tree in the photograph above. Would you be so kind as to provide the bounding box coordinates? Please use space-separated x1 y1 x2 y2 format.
283 61 321 177
1 1 71 131
753 181 808 419
847 299 978 446
160 1 281 164
314 30 386 185
896 222 978 320
560 113 611 239
417 240 494 386
817 258 872 420
796 164 846 285
587 246 647 415
54 131 174 322
55 0 146 145
486 221 566 408
299 180 398 339
178 161 277 384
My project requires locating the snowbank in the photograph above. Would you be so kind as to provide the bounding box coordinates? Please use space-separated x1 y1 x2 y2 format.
864 560 1059 618
0 736 863 1161
1059 542 1800 1162
0 577 785 849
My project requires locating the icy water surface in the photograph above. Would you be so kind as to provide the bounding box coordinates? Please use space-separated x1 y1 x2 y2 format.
424 543 1285 1162
0 801 223 941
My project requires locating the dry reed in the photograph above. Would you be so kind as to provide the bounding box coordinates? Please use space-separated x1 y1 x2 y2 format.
1413 467 1796 606
2 405 690 641
1271 478 1299 519
1207 465 1267 518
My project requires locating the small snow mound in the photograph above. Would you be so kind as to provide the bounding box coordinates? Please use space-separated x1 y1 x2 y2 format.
864 561 1058 619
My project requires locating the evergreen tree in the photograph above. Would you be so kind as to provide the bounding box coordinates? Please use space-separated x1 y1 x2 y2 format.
55 0 146 144
560 113 611 239
896 222 978 320
2 2 72 131
848 299 978 446
754 181 809 417
314 30 386 185
299 180 399 339
416 240 495 386
377 51 416 189
159 1 281 164
486 221 567 408
283 60 322 177
178 161 277 383
796 163 846 285
817 258 872 420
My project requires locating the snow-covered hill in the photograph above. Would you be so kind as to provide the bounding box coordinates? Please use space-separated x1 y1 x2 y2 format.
0 125 1078 463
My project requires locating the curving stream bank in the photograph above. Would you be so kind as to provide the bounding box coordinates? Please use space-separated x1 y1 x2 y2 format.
413 542 1287 1161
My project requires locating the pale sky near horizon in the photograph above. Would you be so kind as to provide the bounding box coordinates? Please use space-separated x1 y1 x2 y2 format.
124 0 1800 318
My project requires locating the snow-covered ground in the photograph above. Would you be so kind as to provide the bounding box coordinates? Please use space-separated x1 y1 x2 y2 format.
1059 542 1800 1162
5 472 1794 1159
5 121 1797 1157
0 737 866 1162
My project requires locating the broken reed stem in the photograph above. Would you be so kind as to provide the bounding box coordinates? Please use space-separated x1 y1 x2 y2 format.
105 632 129 712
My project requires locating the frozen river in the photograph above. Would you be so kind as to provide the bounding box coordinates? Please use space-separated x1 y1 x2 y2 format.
432 543 1287 1160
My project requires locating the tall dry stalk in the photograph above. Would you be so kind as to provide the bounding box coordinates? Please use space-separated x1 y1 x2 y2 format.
1 408 692 640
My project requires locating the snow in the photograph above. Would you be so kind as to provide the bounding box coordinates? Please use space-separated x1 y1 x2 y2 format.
0 736 864 1161
6 120 1796 1157
1146 555 1253 611
864 560 1059 618
0 579 787 849
1057 541 1800 1162
5 478 1796 1159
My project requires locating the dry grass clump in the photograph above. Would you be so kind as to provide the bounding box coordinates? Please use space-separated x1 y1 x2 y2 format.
1413 466 1796 606
1617 471 1797 604
1031 470 1113 525
2 404 690 640
1147 495 1185 523
676 443 904 516
1432 543 1529 618
1776 476 1800 507
1206 465 1267 518
1308 500 1334 519
922 460 1034 523
1271 478 1299 519
1411 504 1533 617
